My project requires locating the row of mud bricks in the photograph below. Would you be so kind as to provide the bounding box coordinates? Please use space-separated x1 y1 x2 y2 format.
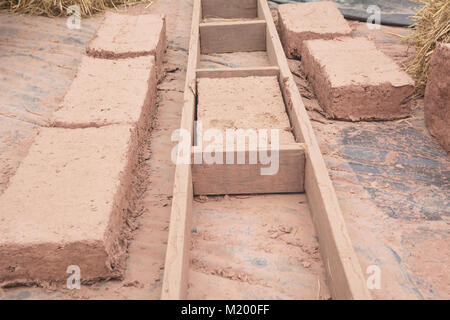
278 1 449 152
0 12 166 286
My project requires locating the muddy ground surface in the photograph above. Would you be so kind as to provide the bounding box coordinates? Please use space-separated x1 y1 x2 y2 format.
188 194 330 300
0 0 448 299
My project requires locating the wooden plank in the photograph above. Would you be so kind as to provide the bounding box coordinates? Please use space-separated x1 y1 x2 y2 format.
192 143 305 195
200 20 266 54
196 66 279 78
161 0 201 300
257 0 371 300
202 0 257 19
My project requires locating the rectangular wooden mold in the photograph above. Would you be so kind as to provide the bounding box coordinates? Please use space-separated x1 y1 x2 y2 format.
162 0 371 300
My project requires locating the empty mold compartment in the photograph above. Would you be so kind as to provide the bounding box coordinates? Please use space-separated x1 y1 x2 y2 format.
187 194 330 300
198 0 273 71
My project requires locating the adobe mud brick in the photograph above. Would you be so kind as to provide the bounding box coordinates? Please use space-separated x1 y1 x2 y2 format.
197 76 296 145
301 37 414 121
424 43 450 153
52 55 156 140
278 1 352 59
87 12 166 79
0 125 139 286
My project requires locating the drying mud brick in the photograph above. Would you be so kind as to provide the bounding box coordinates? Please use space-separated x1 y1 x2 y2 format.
197 76 296 145
301 37 414 121
0 125 139 286
194 77 303 195
52 55 156 139
278 1 352 59
424 43 450 153
86 12 166 79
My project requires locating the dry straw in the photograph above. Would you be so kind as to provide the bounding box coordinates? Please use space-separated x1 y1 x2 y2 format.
0 0 152 17
405 0 450 96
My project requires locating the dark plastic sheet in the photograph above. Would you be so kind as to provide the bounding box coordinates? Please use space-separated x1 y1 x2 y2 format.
269 0 423 26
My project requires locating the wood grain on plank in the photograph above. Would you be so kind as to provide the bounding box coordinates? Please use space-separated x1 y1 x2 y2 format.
192 143 306 195
196 66 279 78
200 20 266 54
202 0 258 19
161 0 201 301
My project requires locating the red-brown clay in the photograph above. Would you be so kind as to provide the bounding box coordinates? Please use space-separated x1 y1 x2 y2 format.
278 1 352 59
52 55 157 140
0 125 139 286
301 37 414 121
86 12 166 80
2 28 160 287
0 14 102 195
1 0 447 300
188 194 330 299
424 43 450 153
197 76 295 145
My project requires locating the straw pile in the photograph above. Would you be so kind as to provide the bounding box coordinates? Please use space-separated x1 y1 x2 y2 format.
0 0 152 17
405 0 450 96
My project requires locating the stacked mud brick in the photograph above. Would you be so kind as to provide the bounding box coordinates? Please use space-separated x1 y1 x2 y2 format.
0 12 166 286
278 1 414 121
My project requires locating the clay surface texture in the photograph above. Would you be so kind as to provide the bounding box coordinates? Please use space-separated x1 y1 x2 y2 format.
424 43 450 152
278 1 352 58
197 76 295 146
301 37 414 121
87 12 166 78
0 125 138 285
52 56 156 131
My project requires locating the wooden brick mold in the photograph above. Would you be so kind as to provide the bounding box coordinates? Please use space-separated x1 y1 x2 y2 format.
161 0 371 300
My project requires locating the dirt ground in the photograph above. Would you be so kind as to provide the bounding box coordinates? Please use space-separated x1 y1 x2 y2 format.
188 194 330 300
0 0 448 299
